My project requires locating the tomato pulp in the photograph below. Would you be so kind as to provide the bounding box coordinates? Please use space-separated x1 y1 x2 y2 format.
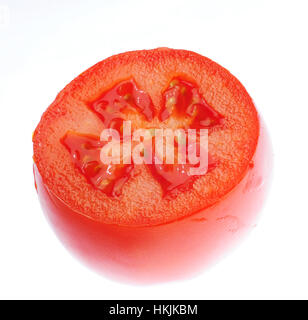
33 48 272 283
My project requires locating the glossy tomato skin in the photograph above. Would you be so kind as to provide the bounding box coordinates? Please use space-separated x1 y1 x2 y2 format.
34 120 272 284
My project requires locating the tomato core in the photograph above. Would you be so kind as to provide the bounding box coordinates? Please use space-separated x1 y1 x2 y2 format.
61 78 224 197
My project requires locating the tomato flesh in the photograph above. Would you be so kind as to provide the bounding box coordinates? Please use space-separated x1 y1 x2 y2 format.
62 78 224 197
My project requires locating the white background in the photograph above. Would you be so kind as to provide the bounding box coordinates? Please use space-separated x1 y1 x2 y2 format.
0 0 307 300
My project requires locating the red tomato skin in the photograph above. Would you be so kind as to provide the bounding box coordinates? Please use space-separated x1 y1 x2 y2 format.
34 120 272 284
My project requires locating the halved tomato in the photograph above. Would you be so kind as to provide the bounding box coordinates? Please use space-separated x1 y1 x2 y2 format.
33 48 271 283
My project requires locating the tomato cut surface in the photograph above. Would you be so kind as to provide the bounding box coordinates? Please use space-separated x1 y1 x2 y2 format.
33 48 259 226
